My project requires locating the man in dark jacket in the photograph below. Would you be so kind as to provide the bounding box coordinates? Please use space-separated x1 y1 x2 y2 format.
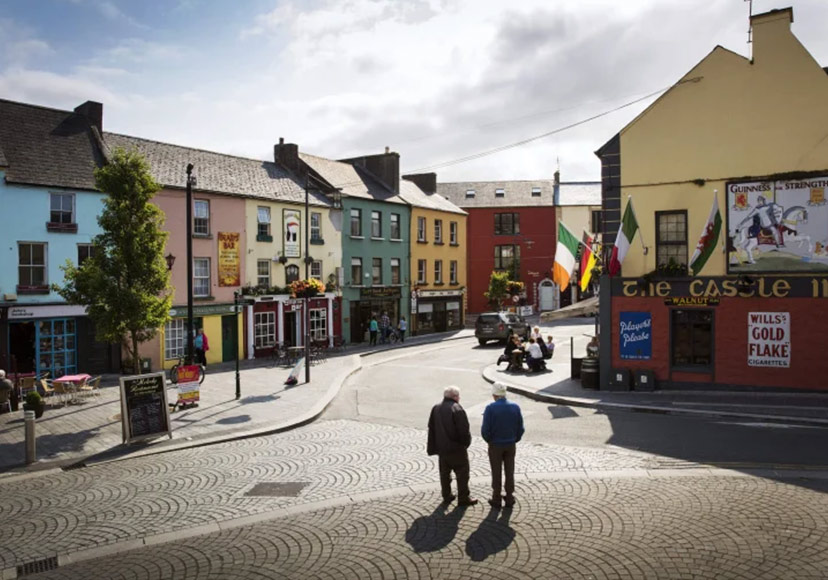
427 386 478 506
481 382 525 509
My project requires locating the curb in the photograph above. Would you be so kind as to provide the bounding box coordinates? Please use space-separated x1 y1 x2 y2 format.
481 367 828 428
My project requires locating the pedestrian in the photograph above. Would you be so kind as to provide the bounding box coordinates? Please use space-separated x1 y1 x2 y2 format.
380 311 391 343
194 328 209 367
481 382 524 509
0 370 13 413
369 316 378 346
398 316 407 342
427 386 479 507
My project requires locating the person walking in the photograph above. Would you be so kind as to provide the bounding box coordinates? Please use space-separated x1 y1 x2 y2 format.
369 316 379 346
398 316 407 342
482 382 524 509
427 386 478 507
194 328 209 368
380 311 391 344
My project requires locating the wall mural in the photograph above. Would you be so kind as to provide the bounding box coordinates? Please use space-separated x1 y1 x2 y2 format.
727 177 828 273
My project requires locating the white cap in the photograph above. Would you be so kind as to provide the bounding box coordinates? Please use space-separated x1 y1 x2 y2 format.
492 382 507 397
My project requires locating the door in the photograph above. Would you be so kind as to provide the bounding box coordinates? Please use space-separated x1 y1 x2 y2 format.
284 312 297 346
433 302 447 332
539 280 556 311
221 315 236 362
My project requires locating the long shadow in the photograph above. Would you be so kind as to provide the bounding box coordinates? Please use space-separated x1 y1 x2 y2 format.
0 425 105 471
405 504 466 553
465 506 515 561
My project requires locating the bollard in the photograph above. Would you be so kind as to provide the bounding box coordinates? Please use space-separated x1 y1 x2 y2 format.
24 410 36 465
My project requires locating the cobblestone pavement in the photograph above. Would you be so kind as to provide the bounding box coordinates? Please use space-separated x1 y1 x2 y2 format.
0 419 695 573
26 474 828 579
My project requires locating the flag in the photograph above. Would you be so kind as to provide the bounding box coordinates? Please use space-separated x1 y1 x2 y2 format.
689 191 722 276
609 198 640 276
553 221 580 291
579 231 597 292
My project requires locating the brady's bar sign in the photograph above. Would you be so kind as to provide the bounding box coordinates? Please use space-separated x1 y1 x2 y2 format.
614 276 828 299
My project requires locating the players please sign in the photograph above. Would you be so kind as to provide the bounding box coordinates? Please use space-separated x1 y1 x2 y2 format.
747 312 790 368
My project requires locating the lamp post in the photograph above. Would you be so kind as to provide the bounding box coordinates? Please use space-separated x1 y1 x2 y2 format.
185 163 195 365
304 175 311 383
234 289 241 399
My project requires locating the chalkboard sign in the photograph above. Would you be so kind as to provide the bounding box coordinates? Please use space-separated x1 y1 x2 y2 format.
119 372 172 444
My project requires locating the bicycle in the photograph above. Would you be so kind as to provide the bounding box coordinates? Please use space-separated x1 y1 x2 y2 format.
386 328 401 345
168 356 206 385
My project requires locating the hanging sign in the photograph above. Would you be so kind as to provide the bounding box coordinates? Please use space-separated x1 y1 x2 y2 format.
747 312 790 367
283 209 301 258
619 311 652 360
217 232 241 286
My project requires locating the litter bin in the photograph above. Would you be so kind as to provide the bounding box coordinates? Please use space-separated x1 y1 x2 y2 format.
571 357 583 379
140 358 152 373
581 358 599 389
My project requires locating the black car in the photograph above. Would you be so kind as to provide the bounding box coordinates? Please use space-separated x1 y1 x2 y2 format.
475 312 531 345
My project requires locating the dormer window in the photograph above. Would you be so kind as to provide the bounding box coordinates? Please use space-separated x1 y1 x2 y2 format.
465 189 475 198
495 188 505 197
531 187 541 197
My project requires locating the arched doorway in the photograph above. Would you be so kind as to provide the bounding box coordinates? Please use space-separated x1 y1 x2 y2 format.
538 279 558 311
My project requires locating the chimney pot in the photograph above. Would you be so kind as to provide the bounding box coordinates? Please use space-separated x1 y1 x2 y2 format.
279 137 284 145
385 146 390 154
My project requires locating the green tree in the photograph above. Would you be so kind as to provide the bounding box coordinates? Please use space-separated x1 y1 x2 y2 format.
484 271 510 310
55 148 172 374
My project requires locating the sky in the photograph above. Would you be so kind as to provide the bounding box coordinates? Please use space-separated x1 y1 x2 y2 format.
2 0 828 183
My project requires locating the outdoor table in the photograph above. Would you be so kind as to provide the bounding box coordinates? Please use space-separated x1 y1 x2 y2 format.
55 374 92 404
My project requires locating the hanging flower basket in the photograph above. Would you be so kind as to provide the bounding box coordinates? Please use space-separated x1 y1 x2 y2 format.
506 280 525 296
289 278 325 298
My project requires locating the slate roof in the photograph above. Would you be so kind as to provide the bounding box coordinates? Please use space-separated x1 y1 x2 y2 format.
299 152 405 205
558 182 602 206
0 98 105 190
105 133 329 206
398 179 466 215
438 180 556 208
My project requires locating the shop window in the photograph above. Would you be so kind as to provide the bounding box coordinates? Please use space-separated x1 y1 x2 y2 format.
18 242 47 289
194 200 210 235
257 207 271 240
450 221 458 245
311 212 323 243
671 309 713 368
390 213 401 240
656 210 688 268
494 213 519 235
391 258 400 285
255 311 276 348
77 244 96 266
165 319 186 360
434 260 443 284
450 260 458 284
257 259 270 287
37 318 77 377
311 261 322 281
417 259 427 284
417 302 434 332
494 245 519 270
371 211 382 238
350 208 362 237
434 220 443 244
285 264 300 284
447 302 461 327
372 258 382 285
417 216 426 242
351 257 363 285
310 308 327 341
194 258 211 297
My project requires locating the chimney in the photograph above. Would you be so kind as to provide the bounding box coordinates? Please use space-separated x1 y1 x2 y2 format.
274 137 301 175
402 172 437 194
750 8 794 64
553 169 560 187
74 101 103 132
340 149 400 194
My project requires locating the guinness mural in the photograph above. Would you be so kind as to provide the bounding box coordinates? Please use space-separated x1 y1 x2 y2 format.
727 177 828 274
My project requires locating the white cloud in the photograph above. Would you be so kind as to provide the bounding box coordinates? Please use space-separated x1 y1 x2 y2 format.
0 68 121 109
0 19 53 67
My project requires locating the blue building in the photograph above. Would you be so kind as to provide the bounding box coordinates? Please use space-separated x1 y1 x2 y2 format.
0 99 120 377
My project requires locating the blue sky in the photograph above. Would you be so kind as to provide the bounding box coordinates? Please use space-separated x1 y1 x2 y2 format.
2 0 828 182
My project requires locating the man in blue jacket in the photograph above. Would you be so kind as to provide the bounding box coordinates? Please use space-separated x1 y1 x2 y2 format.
481 382 524 509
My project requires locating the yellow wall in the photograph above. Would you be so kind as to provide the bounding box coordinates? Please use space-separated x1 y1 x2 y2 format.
559 205 601 240
617 10 828 277
409 208 467 290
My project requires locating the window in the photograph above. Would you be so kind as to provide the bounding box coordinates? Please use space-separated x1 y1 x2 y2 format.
254 312 276 348
465 189 475 198
310 308 327 341
285 264 300 284
37 318 77 377
50 193 74 224
257 259 270 287
494 245 519 270
591 210 603 236
417 259 427 284
450 260 458 284
257 206 271 238
350 208 362 237
495 188 505 197
311 260 322 280
371 211 382 238
311 212 322 242
434 219 443 244
194 258 210 296
531 187 542 197
671 309 712 368
656 210 688 268
390 213 401 240
450 221 458 245
18 242 47 287
434 260 443 284
417 216 426 242
391 258 400 284
494 213 520 235
351 257 363 285
372 258 382 285
165 319 186 360
194 200 210 235
77 244 95 266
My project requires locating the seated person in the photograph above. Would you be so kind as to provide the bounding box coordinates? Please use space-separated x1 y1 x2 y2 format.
497 337 514 366
537 335 550 359
546 335 555 359
507 336 525 371
526 337 545 372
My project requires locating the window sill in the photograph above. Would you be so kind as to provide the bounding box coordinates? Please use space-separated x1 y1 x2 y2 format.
193 233 213 239
46 222 78 233
450 242 459 247
670 365 712 374
310 238 325 245
434 282 445 286
434 241 444 246
256 234 273 242
370 237 385 242
17 285 50 295
350 235 365 240
416 240 428 244
450 281 460 286
390 238 403 243
194 295 215 301
417 280 427 285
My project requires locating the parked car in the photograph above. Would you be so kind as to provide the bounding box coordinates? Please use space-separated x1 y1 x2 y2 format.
474 312 531 345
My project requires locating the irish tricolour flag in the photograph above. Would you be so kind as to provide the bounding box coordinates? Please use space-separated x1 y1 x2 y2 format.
552 221 580 291
608 198 639 276
689 191 722 276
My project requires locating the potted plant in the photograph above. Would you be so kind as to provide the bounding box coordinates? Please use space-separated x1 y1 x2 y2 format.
289 278 325 299
23 390 44 418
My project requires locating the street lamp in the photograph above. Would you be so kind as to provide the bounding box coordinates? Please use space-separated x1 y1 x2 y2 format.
185 163 196 366
165 253 176 271
304 175 312 383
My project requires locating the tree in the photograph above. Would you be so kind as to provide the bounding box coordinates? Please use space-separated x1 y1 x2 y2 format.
55 148 172 374
483 271 510 310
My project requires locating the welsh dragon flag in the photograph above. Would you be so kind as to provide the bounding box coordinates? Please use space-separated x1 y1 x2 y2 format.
608 198 639 276
689 191 722 276
552 221 580 291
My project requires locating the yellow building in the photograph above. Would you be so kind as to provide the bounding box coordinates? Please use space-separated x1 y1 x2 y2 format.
400 174 468 335
596 7 828 391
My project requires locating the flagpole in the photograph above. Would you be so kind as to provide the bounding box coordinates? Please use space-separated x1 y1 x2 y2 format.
627 195 649 255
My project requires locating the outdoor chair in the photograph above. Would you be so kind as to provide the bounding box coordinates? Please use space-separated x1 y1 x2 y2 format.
52 381 71 407
40 379 59 405
79 376 101 398
19 377 36 398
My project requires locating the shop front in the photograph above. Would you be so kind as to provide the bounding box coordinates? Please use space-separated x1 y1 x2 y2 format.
608 275 828 391
411 290 464 336
246 293 341 358
161 303 239 370
349 287 401 343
